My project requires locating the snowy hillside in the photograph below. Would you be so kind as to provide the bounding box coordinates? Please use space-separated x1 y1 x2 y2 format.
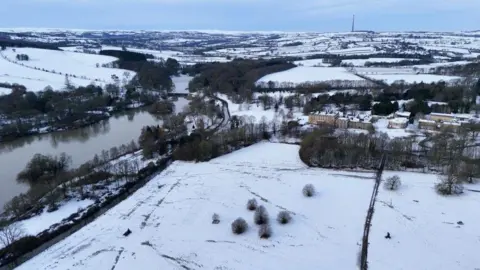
256 67 367 87
0 48 134 92
15 142 480 270
17 143 375 270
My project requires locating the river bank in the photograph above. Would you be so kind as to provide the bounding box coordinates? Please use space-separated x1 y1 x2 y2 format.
0 97 189 209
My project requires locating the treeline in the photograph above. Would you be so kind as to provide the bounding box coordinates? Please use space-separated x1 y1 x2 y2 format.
304 93 373 114
102 50 179 92
186 59 295 99
255 80 375 92
299 128 480 180
0 38 60 51
0 83 158 141
99 50 147 62
362 59 432 67
375 81 479 115
305 53 433 61
434 62 480 77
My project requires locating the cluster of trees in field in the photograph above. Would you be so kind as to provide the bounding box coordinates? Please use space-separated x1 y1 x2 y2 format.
100 49 180 92
0 83 162 141
374 80 480 115
303 92 372 114
362 59 431 67
300 127 480 186
15 54 29 61
186 59 295 100
434 62 480 77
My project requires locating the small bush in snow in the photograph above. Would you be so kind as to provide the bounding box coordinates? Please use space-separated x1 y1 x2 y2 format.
302 184 316 197
212 213 220 224
276 211 292 224
384 175 401 191
254 205 269 225
435 179 464 196
258 224 272 239
231 218 248 234
246 198 258 211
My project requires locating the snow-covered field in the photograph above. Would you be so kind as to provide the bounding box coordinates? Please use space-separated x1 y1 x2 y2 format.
0 56 96 92
370 74 461 84
14 142 480 270
256 67 365 87
370 171 480 270
0 47 134 92
18 199 94 237
293 59 329 67
16 143 375 270
0 87 11 95
218 93 308 125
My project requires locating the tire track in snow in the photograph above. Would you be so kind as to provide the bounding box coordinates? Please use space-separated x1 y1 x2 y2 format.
110 248 125 270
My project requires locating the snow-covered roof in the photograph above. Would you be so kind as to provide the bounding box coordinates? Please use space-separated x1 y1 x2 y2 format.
389 118 408 124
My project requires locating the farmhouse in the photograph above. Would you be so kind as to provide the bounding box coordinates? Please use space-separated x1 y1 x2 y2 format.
309 112 373 130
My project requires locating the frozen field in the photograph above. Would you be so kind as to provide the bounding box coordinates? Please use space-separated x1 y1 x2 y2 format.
14 142 480 270
0 56 98 92
256 67 366 87
1 47 134 89
369 74 461 84
370 171 480 270
17 143 375 270
293 59 329 67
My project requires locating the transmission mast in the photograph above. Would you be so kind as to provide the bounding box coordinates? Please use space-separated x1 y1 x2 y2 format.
352 15 355 32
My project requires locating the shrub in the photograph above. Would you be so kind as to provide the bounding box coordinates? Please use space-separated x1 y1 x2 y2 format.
384 175 401 191
258 224 272 239
254 205 269 225
435 180 464 196
231 218 248 234
212 213 220 224
276 211 292 224
302 184 316 197
246 198 258 211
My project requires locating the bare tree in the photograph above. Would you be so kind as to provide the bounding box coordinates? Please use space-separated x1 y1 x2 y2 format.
0 223 24 248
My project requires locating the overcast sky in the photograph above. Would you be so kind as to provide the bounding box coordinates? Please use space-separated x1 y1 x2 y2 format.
1 0 479 32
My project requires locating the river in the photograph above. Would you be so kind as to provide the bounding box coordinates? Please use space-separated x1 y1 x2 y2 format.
0 97 189 209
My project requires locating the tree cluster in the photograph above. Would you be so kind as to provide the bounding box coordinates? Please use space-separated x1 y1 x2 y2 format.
0 82 159 141
300 127 480 181
187 59 295 99
15 54 29 61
